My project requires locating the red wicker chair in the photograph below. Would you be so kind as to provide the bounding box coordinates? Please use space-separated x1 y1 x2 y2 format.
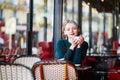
38 41 53 60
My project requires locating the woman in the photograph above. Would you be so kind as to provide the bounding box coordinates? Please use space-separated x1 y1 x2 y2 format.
56 20 88 64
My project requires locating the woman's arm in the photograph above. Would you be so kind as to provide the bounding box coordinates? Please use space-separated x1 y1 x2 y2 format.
56 40 74 61
56 40 66 59
73 41 88 64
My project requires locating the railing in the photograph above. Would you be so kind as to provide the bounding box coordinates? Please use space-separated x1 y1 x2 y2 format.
0 48 26 63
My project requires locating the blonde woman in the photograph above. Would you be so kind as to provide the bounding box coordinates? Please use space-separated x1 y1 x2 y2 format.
56 20 88 64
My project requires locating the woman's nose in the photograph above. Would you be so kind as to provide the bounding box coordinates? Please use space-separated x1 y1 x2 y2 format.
70 29 73 32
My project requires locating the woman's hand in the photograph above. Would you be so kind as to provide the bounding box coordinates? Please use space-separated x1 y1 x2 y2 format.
78 35 84 44
69 35 78 50
76 35 84 48
69 35 84 49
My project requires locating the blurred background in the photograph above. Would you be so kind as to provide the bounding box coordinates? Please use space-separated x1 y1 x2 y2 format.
0 0 119 56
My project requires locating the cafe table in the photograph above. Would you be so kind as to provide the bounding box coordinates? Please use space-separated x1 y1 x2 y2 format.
75 65 92 80
85 54 117 80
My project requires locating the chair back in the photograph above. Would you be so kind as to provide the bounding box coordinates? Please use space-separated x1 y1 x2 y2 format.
38 41 53 60
0 64 34 80
32 60 78 80
12 55 41 69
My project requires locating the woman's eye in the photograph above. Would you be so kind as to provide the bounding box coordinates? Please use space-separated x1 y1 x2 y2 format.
65 27 77 31
66 29 70 31
73 27 77 30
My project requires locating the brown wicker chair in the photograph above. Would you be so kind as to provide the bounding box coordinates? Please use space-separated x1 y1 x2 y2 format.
0 64 34 80
32 60 78 80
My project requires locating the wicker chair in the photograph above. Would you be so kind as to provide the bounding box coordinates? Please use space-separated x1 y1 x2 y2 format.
38 41 53 60
0 64 34 80
32 60 78 80
12 55 41 69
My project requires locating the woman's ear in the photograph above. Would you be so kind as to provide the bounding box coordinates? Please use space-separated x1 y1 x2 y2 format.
62 31 67 38
64 31 67 35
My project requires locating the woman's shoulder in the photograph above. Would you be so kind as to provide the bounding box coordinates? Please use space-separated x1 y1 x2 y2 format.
83 41 88 45
57 39 67 43
81 41 88 49
57 39 68 45
82 41 88 46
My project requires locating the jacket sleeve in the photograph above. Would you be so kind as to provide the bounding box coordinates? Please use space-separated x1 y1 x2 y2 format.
73 41 88 64
56 40 74 61
80 41 88 60
56 40 65 59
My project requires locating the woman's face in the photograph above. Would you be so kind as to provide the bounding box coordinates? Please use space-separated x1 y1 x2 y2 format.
64 23 79 38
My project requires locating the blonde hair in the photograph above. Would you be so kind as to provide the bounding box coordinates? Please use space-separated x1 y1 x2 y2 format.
62 19 80 38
